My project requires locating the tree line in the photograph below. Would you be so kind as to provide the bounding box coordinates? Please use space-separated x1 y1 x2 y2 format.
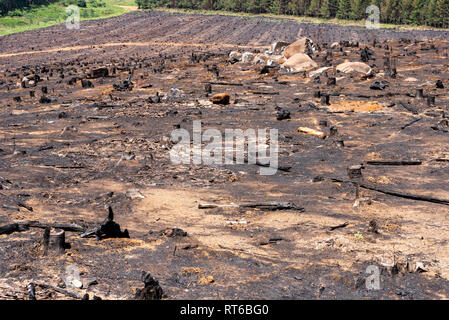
0 0 63 15
137 0 449 28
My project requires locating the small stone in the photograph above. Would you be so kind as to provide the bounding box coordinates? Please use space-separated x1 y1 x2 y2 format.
82 277 98 288
72 279 83 289
198 276 214 284
211 93 230 105
126 189 145 199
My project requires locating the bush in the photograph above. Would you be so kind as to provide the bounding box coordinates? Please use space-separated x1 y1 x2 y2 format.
90 0 106 7
80 7 95 17
62 0 79 5
137 0 153 9
7 9 24 17
77 0 87 7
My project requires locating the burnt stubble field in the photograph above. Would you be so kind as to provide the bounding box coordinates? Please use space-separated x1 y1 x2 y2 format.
0 11 448 300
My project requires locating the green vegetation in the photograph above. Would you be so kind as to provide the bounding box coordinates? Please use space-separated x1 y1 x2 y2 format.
0 1 132 36
0 0 447 37
137 0 449 28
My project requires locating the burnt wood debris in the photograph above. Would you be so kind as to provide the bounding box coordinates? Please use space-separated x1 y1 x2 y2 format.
134 272 164 300
0 11 448 300
80 206 129 240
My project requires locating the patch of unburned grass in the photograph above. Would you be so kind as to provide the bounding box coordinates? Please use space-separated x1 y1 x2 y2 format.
0 0 129 36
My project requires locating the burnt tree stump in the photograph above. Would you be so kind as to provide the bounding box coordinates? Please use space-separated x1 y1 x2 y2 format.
135 272 163 300
347 165 364 198
320 94 330 105
347 165 363 180
27 283 36 300
415 88 424 99
80 206 129 240
205 83 212 94
329 126 338 138
43 228 67 256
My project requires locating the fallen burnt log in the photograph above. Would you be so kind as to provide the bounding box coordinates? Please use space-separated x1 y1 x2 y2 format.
401 117 422 130
0 192 33 212
87 102 129 109
398 101 419 114
14 221 84 232
0 223 29 235
431 120 449 133
255 161 291 172
329 222 349 231
366 161 422 166
209 81 243 86
80 206 129 240
226 154 291 172
198 201 304 211
330 177 449 206
34 283 87 300
250 91 280 95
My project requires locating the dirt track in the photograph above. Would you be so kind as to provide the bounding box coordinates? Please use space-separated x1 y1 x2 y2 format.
0 11 449 300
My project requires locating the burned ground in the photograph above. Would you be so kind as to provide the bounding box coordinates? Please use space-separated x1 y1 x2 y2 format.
0 11 448 300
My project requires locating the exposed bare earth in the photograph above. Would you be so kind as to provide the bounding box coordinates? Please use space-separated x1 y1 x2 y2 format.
0 11 448 300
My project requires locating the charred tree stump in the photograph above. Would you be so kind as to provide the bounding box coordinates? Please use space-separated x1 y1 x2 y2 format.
427 96 435 107
415 88 424 99
347 165 363 198
320 94 330 105
43 228 66 255
347 165 363 180
42 227 50 256
390 67 397 79
329 126 338 138
135 272 163 300
384 56 391 77
80 206 129 240
28 283 36 300
205 83 212 94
